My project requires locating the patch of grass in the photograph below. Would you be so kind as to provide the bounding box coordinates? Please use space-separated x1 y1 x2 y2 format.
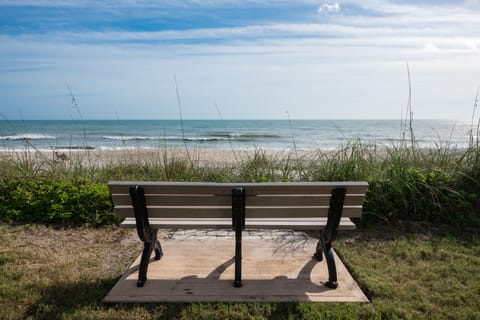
346 235 480 319
305 141 378 182
0 224 479 319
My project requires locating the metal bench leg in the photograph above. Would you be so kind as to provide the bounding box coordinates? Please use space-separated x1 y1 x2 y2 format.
234 219 242 288
129 185 163 287
324 240 338 289
314 239 323 261
154 237 163 260
137 229 162 287
138 241 154 287
314 236 337 288
232 187 246 288
317 187 346 289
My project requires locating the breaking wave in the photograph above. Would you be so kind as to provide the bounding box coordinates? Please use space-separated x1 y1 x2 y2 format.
0 133 56 140
207 132 280 139
102 133 278 142
102 135 158 141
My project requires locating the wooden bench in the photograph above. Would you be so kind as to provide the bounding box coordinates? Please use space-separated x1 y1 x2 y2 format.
108 181 368 289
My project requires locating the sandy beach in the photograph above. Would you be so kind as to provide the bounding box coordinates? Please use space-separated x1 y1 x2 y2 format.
0 147 319 168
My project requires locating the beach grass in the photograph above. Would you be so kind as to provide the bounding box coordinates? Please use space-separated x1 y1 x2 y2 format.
0 143 480 319
5 141 479 226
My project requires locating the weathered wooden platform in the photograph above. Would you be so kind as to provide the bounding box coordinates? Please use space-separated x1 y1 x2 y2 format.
104 231 369 303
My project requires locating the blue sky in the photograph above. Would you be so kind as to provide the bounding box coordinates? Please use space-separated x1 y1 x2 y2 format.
0 0 479 120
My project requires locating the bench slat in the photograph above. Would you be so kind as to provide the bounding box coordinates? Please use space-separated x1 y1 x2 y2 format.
110 194 366 207
114 205 363 218
120 217 356 230
108 181 368 196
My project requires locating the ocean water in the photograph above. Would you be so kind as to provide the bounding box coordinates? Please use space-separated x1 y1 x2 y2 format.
0 119 473 152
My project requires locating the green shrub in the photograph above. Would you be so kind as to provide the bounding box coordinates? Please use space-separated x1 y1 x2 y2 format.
364 166 477 226
0 179 117 226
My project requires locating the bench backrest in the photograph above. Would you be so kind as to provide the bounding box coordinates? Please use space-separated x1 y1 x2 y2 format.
108 182 368 219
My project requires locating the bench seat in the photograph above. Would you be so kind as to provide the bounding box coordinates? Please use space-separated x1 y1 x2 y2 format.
120 217 357 230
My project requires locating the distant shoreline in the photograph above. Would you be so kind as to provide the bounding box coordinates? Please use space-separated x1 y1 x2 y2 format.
0 147 321 167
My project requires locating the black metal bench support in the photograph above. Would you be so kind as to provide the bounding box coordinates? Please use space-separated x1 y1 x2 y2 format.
127 184 349 289
232 187 246 288
314 187 346 289
129 185 163 287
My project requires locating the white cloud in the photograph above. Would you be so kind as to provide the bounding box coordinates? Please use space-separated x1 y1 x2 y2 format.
0 0 89 6
318 2 340 14
421 43 439 53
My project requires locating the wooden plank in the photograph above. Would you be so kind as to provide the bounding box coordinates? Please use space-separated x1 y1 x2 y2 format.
108 181 369 188
114 206 230 219
120 217 356 230
108 181 368 196
243 184 368 196
114 205 363 218
120 217 231 229
103 238 369 303
245 217 356 230
248 195 366 206
111 194 366 207
109 183 233 196
111 194 231 206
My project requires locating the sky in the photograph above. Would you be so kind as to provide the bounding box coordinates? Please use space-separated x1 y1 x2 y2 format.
0 0 479 120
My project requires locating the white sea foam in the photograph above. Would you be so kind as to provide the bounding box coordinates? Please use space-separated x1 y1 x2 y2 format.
103 135 233 142
184 137 228 141
0 133 56 140
102 135 157 141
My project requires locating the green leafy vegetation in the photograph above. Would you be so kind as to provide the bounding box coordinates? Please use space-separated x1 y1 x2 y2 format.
0 179 116 226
